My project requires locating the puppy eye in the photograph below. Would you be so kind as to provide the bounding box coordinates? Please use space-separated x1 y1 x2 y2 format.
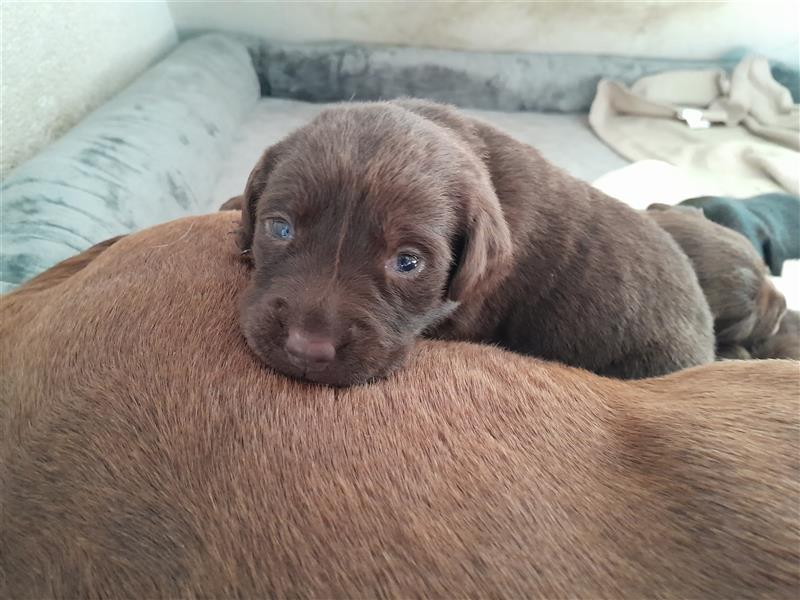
266 218 293 240
392 252 421 273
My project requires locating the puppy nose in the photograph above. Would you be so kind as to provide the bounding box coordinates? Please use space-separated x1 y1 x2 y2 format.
285 328 336 364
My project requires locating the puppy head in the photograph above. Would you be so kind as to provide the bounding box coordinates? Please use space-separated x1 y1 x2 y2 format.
648 205 787 348
236 103 512 385
697 220 787 346
680 196 771 267
714 269 786 347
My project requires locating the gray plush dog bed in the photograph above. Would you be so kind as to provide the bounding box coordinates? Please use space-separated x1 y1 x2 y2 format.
4 33 796 291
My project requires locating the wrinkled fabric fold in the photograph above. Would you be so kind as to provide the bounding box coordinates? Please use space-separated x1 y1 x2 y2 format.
589 55 800 197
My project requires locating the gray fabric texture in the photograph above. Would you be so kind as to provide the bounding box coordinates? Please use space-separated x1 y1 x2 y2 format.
1 34 259 291
9 33 796 291
240 38 799 113
212 97 628 206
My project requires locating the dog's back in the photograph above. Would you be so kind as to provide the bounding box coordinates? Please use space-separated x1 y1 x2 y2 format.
2 215 798 599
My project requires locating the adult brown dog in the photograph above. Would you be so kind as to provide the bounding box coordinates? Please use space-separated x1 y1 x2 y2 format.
2 214 798 599
646 203 787 356
225 99 714 385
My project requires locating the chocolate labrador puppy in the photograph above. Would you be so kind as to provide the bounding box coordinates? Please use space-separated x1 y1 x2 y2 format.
646 203 787 356
227 99 714 385
679 193 800 276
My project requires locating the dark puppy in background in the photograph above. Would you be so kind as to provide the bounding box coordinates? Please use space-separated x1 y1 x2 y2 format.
647 203 787 358
227 99 714 385
680 193 800 276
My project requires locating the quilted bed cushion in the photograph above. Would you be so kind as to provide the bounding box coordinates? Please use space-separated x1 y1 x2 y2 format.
212 97 627 206
0 34 260 293
2 33 632 292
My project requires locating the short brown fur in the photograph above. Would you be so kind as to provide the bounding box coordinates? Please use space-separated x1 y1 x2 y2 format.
646 203 787 355
750 309 800 360
2 214 798 599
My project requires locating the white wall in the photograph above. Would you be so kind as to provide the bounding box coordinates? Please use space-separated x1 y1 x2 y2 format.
169 1 799 65
1 2 177 176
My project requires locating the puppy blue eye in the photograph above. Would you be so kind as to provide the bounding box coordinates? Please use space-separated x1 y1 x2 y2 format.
395 253 420 273
267 218 293 240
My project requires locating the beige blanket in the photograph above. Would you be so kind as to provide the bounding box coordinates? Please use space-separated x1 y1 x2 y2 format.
589 56 800 196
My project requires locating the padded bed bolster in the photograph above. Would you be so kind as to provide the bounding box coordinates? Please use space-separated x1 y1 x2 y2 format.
1 34 259 292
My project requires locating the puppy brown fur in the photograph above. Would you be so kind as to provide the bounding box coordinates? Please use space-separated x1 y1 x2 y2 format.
750 310 800 360
219 194 243 211
2 214 798 599
646 203 787 355
231 99 713 384
717 344 755 360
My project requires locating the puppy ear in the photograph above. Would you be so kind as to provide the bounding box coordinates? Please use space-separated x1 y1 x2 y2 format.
237 145 283 253
646 202 672 212
447 181 513 303
219 195 244 211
